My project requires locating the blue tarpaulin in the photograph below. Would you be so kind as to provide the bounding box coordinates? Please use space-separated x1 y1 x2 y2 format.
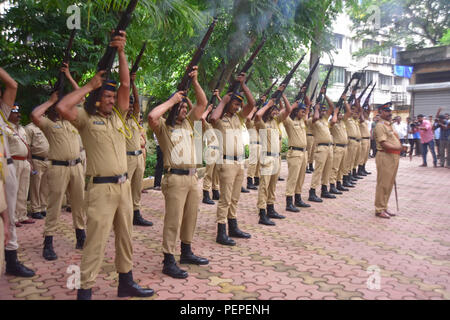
392 47 413 78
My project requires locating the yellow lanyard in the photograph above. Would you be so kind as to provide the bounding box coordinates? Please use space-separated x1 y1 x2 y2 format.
0 110 13 130
131 114 143 131
113 107 133 139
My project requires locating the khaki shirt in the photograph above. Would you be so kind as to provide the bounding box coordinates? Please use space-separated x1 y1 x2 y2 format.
213 112 245 158
0 128 10 182
155 112 197 169
246 119 259 143
25 122 49 158
359 121 370 138
256 116 282 154
375 120 401 151
203 121 219 148
39 117 80 161
310 117 332 144
5 124 29 157
71 107 127 177
0 102 12 159
330 120 348 145
345 118 361 139
283 116 307 150
125 116 142 152
306 119 313 135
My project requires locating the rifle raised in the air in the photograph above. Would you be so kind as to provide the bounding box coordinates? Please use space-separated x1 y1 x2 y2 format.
294 59 319 103
130 41 147 78
208 68 225 106
362 82 376 111
270 53 305 105
316 65 333 106
357 80 373 102
52 29 76 102
347 73 363 106
336 73 362 112
256 79 278 107
85 0 139 115
309 82 318 104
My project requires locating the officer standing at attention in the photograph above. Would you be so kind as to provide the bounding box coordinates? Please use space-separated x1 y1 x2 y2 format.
1 124 11 277
210 73 255 246
56 31 154 300
126 73 152 226
357 99 372 176
306 109 315 174
245 106 260 190
148 66 209 279
374 102 401 219
344 102 362 186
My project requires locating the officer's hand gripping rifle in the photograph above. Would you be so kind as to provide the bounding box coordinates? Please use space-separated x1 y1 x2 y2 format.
336 73 361 112
316 65 334 107
256 79 278 108
347 73 363 106
208 67 225 106
85 0 139 115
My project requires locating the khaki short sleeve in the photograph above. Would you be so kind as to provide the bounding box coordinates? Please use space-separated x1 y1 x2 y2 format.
375 123 387 143
70 106 89 131
37 117 51 133
255 118 266 130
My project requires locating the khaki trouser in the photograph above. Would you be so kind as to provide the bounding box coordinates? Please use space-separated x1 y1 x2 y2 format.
359 138 370 165
216 162 244 224
13 159 30 223
30 158 49 213
0 181 6 275
330 145 346 184
257 156 280 208
5 162 18 251
310 145 333 190
161 173 199 254
203 163 219 191
345 139 359 175
306 135 315 164
127 153 145 210
247 143 260 178
285 150 307 196
338 147 348 182
44 163 85 236
353 141 361 170
375 151 399 213
80 179 133 289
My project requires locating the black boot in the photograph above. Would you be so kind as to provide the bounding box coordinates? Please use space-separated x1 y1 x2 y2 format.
309 163 314 172
5 250 35 277
212 189 220 200
258 209 275 226
308 189 323 202
228 219 251 238
40 211 47 217
363 164 371 175
321 185 336 199
336 181 349 192
162 253 188 279
31 212 44 219
329 183 342 195
241 186 250 193
306 167 312 174
295 194 311 207
43 236 58 261
247 177 257 190
286 196 300 212
202 190 215 205
118 270 155 297
267 204 285 219
216 223 236 246
352 168 363 180
133 210 153 226
343 175 355 188
75 229 86 250
358 165 367 177
77 288 92 300
278 176 285 181
180 242 209 265
254 177 260 186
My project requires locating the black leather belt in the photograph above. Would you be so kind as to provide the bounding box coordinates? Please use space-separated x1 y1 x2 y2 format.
51 158 81 166
93 173 128 184
7 158 13 165
223 155 244 161
362 137 370 140
318 143 332 146
265 152 280 157
163 168 197 176
289 146 305 151
32 155 47 161
307 134 313 137
250 141 260 145
126 150 143 156
349 137 361 142
335 144 347 148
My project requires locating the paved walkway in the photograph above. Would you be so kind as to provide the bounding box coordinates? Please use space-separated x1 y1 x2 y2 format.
1 156 449 300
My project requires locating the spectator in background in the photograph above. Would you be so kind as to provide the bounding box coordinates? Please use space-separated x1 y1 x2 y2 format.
370 114 379 157
392 116 408 157
412 117 422 156
417 114 437 167
436 108 449 168
433 118 441 158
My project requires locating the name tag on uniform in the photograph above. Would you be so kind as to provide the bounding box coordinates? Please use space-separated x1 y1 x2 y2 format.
93 121 105 125
53 125 62 129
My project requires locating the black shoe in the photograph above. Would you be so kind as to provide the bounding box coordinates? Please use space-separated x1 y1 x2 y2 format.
329 184 342 195
77 288 92 300
31 212 44 220
75 229 86 250
258 209 275 226
363 164 371 175
43 236 58 261
228 219 251 238
254 177 260 186
321 185 336 199
294 194 310 207
343 175 355 188
216 223 236 246
118 271 155 297
66 206 72 213
202 190 215 205
212 189 220 200
180 242 209 265
162 253 188 279
133 210 153 227
241 187 250 193
278 177 285 181
267 204 285 219
40 211 47 217
305 168 312 174
357 165 367 177
286 196 300 212
308 189 323 202
336 181 349 192
247 177 257 190
5 250 35 277
309 163 314 172
352 168 363 180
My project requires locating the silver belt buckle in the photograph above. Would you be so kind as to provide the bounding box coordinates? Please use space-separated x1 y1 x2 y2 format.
118 175 127 184
69 159 76 166
188 168 196 176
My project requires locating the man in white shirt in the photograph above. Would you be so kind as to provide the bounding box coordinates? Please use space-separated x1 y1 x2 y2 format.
392 116 408 156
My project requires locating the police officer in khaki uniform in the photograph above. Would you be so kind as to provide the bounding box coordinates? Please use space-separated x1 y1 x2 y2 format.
25 121 49 220
210 73 255 246
374 103 401 219
307 91 336 202
149 66 209 278
254 88 291 225
202 102 220 205
358 102 372 176
126 74 152 226
306 110 315 173
344 103 362 186
351 101 364 180
57 31 153 300
329 97 351 194
284 94 312 212
0 127 11 277
246 107 260 190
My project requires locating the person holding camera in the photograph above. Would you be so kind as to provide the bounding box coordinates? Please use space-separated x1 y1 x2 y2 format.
435 108 449 168
417 114 437 167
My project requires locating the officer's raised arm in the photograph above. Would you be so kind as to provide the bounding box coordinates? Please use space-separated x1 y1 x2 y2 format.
189 66 207 121
31 91 58 126
148 91 184 132
114 31 130 114
0 67 18 108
